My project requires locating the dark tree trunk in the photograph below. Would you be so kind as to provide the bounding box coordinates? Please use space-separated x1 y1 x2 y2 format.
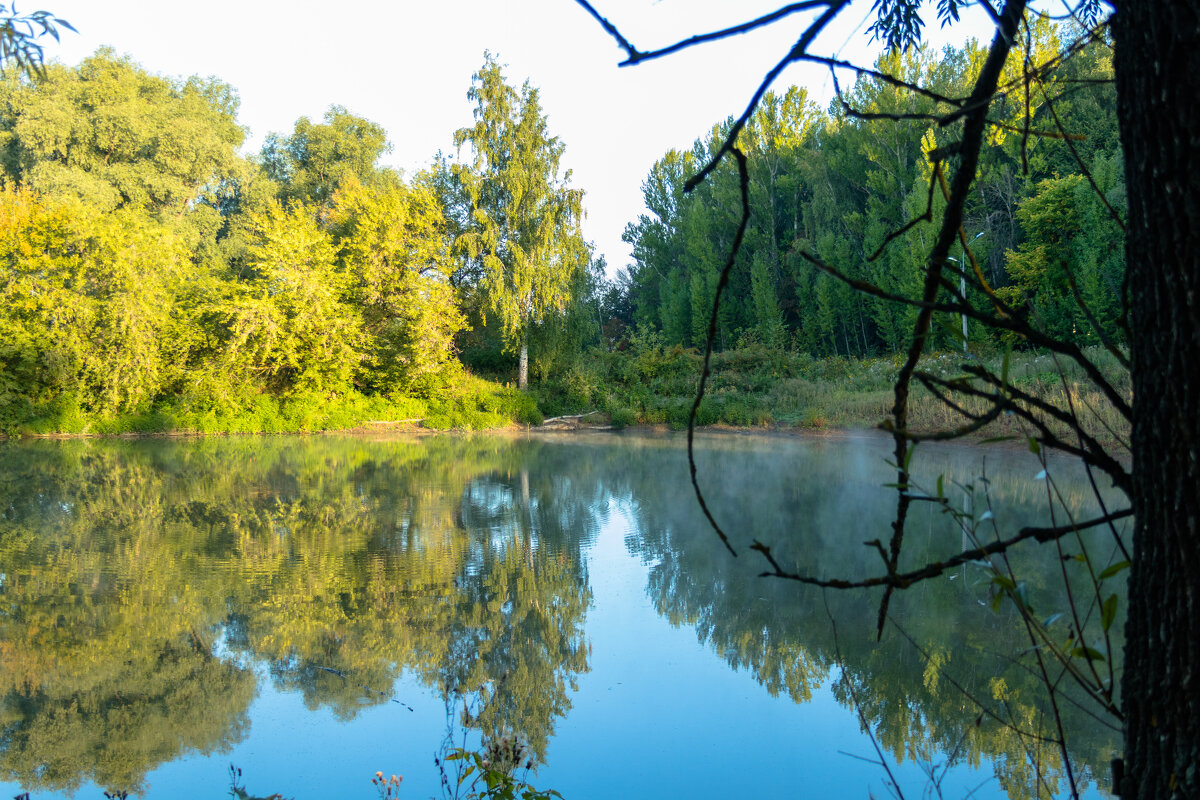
1112 3 1200 797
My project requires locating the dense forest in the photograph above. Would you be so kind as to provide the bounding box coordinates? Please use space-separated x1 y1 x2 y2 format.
618 20 1122 357
0 24 1122 436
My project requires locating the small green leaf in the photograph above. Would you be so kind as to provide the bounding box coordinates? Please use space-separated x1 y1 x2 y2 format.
1099 560 1131 580
936 474 944 499
1071 646 1106 662
1014 580 1032 611
1101 593 1119 631
991 575 1016 591
1028 437 1041 455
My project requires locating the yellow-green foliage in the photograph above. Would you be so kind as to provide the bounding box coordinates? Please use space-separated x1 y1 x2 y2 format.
423 374 542 430
329 176 467 397
213 200 366 395
0 188 192 423
0 52 512 436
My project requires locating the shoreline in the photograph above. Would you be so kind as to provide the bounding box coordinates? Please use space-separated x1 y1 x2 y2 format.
1 418 1083 458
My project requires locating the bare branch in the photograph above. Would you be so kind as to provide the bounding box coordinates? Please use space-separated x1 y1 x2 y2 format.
573 0 640 60
960 365 1130 488
881 0 1029 639
686 147 752 558
685 1 852 193
748 506 1131 591
807 54 966 106
606 2 834 67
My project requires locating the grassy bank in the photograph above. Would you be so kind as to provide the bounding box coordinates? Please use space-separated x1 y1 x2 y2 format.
533 337 1131 449
5 341 1129 448
6 373 542 437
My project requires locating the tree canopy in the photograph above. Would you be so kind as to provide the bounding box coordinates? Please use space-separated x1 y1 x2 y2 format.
620 29 1122 358
451 53 591 389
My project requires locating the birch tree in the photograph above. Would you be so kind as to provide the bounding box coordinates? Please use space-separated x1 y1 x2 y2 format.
452 53 589 389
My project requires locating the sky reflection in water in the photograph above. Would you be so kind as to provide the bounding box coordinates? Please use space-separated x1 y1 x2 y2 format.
0 432 1121 799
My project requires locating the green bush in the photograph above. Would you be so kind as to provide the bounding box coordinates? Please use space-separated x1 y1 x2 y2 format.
609 407 638 428
421 375 542 431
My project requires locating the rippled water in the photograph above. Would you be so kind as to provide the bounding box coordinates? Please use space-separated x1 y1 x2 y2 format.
0 431 1123 799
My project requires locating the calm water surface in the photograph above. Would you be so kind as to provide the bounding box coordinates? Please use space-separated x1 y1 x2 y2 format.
0 431 1123 799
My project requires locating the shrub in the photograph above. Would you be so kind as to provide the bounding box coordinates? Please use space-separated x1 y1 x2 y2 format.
609 407 638 428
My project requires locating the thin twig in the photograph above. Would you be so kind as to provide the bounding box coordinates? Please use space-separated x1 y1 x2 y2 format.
686 148 751 558
748 507 1130 590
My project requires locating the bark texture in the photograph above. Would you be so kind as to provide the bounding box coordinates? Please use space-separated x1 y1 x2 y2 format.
1112 2 1200 797
518 336 529 390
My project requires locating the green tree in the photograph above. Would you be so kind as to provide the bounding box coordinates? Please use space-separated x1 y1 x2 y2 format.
0 48 246 215
622 149 693 341
261 105 391 208
0 188 194 425
207 200 364 397
619 25 1120 360
329 175 467 397
452 53 590 389
1001 170 1125 346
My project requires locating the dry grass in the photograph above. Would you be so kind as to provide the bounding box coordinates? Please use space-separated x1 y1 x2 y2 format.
577 342 1131 452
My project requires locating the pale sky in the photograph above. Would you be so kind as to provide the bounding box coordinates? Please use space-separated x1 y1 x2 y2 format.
43 1 995 277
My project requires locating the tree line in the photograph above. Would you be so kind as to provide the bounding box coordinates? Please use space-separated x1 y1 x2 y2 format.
0 29 1123 435
617 21 1123 359
0 49 592 433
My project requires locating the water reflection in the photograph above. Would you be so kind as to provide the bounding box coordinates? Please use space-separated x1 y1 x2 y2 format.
0 432 1121 798
614 432 1123 799
0 436 592 795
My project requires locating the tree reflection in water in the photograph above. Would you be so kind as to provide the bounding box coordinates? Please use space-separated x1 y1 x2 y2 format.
0 436 591 795
0 433 1120 798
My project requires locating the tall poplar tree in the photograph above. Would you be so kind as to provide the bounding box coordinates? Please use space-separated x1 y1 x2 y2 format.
452 53 589 389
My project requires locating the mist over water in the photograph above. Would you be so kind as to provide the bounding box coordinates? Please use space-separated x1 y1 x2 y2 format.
0 432 1121 799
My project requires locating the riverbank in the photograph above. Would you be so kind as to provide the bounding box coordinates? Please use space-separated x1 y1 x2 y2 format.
3 345 1130 453
1 373 541 439
531 342 1131 452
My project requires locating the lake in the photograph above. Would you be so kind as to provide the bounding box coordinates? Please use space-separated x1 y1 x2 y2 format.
0 430 1124 799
